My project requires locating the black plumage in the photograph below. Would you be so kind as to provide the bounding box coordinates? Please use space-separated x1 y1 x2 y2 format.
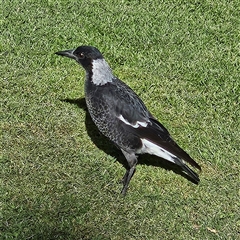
56 46 201 195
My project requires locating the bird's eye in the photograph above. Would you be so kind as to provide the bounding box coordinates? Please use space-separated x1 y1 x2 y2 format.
79 53 85 59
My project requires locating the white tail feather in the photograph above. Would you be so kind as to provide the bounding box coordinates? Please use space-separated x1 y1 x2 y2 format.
138 138 178 164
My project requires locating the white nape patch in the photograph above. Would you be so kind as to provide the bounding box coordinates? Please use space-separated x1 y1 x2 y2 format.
118 114 148 128
138 138 177 164
91 59 113 85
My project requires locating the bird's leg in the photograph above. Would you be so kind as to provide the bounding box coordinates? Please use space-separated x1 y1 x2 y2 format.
120 149 138 195
121 167 136 195
121 170 129 185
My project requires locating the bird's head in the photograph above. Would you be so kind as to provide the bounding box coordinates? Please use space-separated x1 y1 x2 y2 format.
56 45 114 85
55 46 103 71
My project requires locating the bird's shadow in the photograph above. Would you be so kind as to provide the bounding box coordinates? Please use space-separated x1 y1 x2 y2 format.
61 98 198 185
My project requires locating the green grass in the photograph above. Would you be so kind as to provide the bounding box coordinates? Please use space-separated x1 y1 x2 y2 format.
1 0 239 239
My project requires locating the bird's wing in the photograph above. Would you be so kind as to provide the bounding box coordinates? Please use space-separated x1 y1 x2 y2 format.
103 77 154 123
132 118 201 170
104 78 201 171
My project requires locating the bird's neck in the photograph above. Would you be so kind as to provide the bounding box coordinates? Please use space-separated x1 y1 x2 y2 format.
87 59 114 86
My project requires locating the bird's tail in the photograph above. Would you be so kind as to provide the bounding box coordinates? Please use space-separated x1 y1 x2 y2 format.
180 163 200 184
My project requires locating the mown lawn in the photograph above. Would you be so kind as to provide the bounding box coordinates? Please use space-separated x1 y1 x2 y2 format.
1 0 239 239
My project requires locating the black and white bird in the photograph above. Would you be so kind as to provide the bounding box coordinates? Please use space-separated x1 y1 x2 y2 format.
56 46 201 195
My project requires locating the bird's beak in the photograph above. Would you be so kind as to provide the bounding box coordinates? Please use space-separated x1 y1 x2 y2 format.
55 49 76 60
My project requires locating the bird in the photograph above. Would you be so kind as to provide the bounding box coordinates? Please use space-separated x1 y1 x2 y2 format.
55 46 201 195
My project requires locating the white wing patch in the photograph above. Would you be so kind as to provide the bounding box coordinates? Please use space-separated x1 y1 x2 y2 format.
91 59 113 85
118 114 148 128
138 138 178 164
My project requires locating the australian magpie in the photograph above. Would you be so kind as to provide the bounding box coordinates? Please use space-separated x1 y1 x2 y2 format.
55 46 201 195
